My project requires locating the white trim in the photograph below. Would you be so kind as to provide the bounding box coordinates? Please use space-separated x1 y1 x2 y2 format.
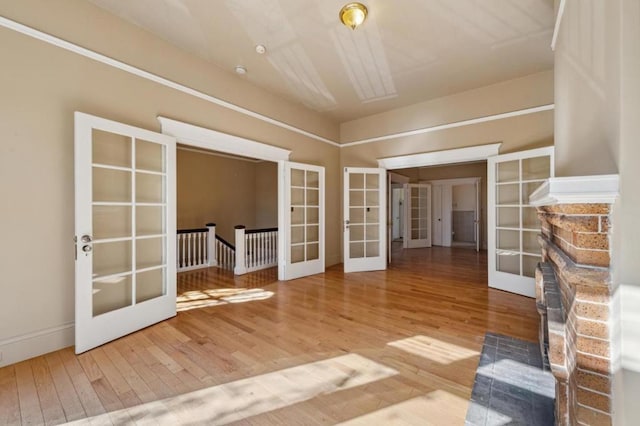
377 143 501 170
177 146 262 163
345 105 554 147
529 175 620 206
159 117 291 162
0 322 74 367
551 0 567 51
0 15 338 147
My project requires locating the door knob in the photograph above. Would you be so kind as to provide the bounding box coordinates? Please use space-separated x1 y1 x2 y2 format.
81 235 92 243
82 245 92 253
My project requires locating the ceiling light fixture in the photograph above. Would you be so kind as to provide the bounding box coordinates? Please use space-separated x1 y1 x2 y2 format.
234 65 247 75
339 2 368 30
255 44 266 54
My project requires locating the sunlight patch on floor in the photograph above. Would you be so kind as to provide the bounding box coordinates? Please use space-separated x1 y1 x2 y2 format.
387 335 479 365
176 288 274 311
336 390 469 425
67 353 398 425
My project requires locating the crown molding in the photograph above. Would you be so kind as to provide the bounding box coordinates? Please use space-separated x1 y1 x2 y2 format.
342 105 554 147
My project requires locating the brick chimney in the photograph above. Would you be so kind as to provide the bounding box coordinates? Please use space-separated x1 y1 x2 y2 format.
530 175 619 425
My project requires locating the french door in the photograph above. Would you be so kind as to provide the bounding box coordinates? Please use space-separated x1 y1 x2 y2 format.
488 147 554 297
74 112 176 353
343 168 387 273
403 184 432 248
279 161 325 280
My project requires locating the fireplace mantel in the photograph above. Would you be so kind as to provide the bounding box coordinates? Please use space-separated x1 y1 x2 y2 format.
529 174 619 206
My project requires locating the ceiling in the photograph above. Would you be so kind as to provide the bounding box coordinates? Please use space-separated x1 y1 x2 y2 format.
88 0 555 123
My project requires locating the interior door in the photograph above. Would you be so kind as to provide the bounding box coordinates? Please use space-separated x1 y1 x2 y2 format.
432 185 442 246
488 147 554 297
343 168 387 273
279 161 325 280
75 112 176 354
475 180 481 252
403 184 432 248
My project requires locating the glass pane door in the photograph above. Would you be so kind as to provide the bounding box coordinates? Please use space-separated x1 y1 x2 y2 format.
344 168 386 273
92 131 168 316
280 162 324 280
75 112 176 353
404 184 432 248
488 147 554 297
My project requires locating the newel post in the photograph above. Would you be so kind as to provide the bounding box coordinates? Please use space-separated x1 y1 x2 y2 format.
206 223 217 267
234 225 247 275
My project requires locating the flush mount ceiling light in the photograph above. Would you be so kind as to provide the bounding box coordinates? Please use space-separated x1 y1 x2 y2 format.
339 2 368 30
234 65 247 75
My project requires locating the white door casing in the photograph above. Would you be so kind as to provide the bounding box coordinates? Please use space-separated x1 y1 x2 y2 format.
343 168 387 273
279 161 325 280
75 112 176 354
488 146 554 297
403 184 432 248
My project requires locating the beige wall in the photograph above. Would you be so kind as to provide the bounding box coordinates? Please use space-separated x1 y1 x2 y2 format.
177 150 279 242
553 0 640 423
339 71 554 171
0 0 340 365
255 162 278 229
395 162 488 249
340 70 554 143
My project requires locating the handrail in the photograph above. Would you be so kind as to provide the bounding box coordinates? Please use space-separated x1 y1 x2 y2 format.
245 227 278 235
177 227 208 234
215 234 235 250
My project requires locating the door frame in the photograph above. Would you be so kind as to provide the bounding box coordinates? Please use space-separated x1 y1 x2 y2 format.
158 117 299 280
421 177 482 249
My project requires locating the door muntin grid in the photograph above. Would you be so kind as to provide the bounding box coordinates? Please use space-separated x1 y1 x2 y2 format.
495 155 550 278
91 130 167 317
348 172 381 259
290 168 320 264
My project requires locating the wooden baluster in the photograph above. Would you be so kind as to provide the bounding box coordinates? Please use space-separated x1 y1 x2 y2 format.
181 234 186 268
235 226 246 275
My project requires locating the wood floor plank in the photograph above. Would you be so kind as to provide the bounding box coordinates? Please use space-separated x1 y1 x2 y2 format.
0 365 21 425
0 247 539 425
58 348 106 418
44 352 87 422
14 362 45 425
30 356 66 425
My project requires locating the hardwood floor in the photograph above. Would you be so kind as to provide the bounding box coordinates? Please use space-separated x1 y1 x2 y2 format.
0 247 539 425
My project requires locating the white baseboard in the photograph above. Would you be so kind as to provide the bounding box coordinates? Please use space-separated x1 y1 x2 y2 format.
0 322 74 367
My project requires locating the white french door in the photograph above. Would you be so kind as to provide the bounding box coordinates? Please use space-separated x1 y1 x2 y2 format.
475 180 481 252
403 183 432 248
279 161 325 280
488 146 554 297
74 112 176 353
343 168 387 273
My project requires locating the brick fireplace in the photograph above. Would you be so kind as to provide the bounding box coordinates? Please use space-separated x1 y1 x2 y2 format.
530 175 619 425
